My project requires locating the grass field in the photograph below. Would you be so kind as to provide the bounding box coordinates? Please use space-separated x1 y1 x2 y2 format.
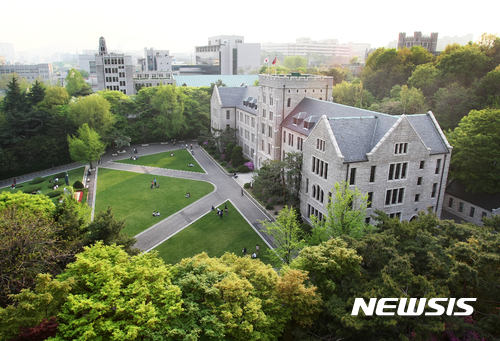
0 167 86 204
95 168 214 236
115 149 204 173
154 200 274 266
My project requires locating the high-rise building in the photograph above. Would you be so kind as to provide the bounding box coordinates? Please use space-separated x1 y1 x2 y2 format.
195 35 260 75
0 43 15 63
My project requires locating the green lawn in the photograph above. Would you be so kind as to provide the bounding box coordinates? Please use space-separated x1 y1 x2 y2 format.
115 149 204 173
154 201 274 266
95 168 214 236
0 167 86 204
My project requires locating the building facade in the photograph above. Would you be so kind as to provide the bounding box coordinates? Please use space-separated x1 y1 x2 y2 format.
211 74 452 223
0 63 54 83
398 32 438 54
196 35 260 75
95 37 135 95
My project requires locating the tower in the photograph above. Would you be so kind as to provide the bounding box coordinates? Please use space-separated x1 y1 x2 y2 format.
99 37 107 56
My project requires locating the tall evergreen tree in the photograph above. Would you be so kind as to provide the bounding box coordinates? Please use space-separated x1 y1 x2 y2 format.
27 79 46 108
1 76 26 113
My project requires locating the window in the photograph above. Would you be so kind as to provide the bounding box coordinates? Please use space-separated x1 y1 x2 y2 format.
240 112 243 121
470 207 475 218
269 95 273 105
297 137 303 151
431 183 437 198
305 178 309 193
262 109 266 118
287 98 291 107
435 159 442 174
448 198 453 208
367 192 373 208
251 133 255 143
251 117 255 128
389 212 402 219
415 194 420 202
419 161 425 169
268 126 272 138
365 217 371 224
370 166 376 183
385 188 405 206
312 156 328 179
261 139 264 151
307 204 324 222
283 131 286 143
417 177 422 185
350 168 356 185
268 143 271 155
261 123 265 134
459 202 464 213
269 111 273 120
482 212 487 218
394 143 408 154
312 184 324 203
388 162 408 180
316 138 325 151
263 93 266 104
226 110 230 120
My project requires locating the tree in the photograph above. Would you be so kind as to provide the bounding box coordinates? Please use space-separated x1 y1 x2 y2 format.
68 94 114 137
0 207 73 306
230 145 244 168
168 252 321 340
0 191 55 217
261 206 305 265
331 81 374 108
52 243 183 340
1 76 26 114
475 67 500 108
85 207 139 255
283 56 308 70
64 68 87 97
283 151 303 205
38 86 70 111
433 83 477 131
447 109 500 193
26 79 45 108
151 85 186 141
67 123 105 169
308 181 371 245
252 159 285 205
407 63 439 89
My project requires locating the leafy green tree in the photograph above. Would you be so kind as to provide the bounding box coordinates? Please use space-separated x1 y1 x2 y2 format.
322 67 347 85
67 123 105 169
64 68 87 97
230 145 244 168
283 56 308 70
38 86 70 111
85 207 139 255
436 44 492 87
475 67 500 108
168 252 321 340
447 108 500 193
283 151 303 205
179 87 211 138
252 159 285 205
151 85 186 142
407 63 439 89
68 94 115 137
331 81 374 108
52 195 91 246
53 243 183 340
261 205 305 265
0 191 55 217
433 82 477 130
308 181 371 245
0 208 73 306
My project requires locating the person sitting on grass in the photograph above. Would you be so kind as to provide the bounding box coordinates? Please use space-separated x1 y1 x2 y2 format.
171 153 174 157
188 164 194 167
252 252 257 259
185 193 191 198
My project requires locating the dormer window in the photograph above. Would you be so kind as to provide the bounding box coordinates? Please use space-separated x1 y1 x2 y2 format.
293 117 298 125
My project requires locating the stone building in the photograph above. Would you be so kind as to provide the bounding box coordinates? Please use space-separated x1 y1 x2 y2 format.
398 32 438 54
0 63 54 83
211 74 451 222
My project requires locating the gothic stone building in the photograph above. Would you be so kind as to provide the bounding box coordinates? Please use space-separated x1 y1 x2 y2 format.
211 74 452 223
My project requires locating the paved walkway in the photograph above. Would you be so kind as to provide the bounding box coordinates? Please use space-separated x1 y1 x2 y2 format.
98 143 275 251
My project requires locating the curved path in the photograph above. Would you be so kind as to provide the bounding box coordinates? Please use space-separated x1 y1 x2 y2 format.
98 143 274 252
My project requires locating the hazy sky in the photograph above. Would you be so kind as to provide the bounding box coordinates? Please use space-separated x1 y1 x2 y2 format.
1 0 498 56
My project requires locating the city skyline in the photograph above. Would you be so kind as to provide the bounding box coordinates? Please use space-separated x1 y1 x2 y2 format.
1 0 497 60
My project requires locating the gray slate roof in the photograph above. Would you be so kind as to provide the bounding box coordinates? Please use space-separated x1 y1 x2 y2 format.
218 86 259 115
174 75 258 88
283 98 450 162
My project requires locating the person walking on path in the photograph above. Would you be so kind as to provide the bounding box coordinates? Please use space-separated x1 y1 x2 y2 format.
243 247 247 256
190 144 193 150
225 207 228 217
256 244 259 255
153 178 157 187
219 209 223 219
151 181 154 189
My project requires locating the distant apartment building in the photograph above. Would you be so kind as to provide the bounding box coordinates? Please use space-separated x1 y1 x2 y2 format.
262 37 370 62
437 34 474 51
398 32 438 54
0 55 5 65
0 63 54 83
195 35 261 75
0 43 15 63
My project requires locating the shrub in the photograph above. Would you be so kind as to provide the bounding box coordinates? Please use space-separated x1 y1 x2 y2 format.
47 189 64 198
237 165 250 173
220 161 228 167
293 206 303 224
225 143 235 161
227 168 236 173
244 161 254 171
208 149 216 155
55 172 67 178
266 203 274 209
214 154 220 160
230 146 244 168
22 185 42 193
73 180 84 189
244 183 251 189
29 177 45 184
